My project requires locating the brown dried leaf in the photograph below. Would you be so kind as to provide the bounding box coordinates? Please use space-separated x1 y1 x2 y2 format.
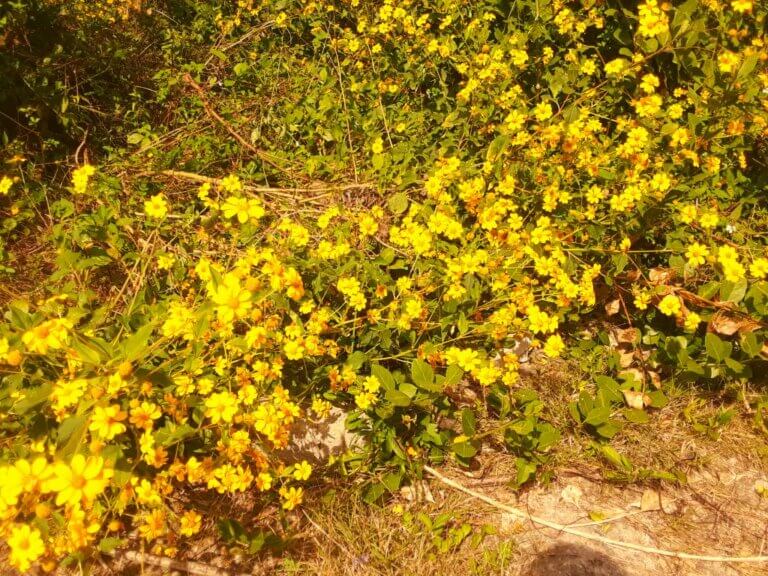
640 489 662 511
709 311 760 336
649 268 675 285
605 298 621 316
623 389 645 410
648 371 661 389
615 327 639 345
619 351 635 368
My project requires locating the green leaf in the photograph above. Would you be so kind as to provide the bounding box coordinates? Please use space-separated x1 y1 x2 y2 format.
346 351 368 370
371 364 396 391
385 389 411 407
705 333 732 363
585 406 610 427
57 415 88 458
14 383 53 414
600 445 632 472
98 537 125 554
387 192 408 214
443 365 464 387
595 376 623 405
596 422 621 439
411 358 435 389
363 482 386 504
382 471 403 492
623 408 650 424
742 332 761 358
121 323 154 362
461 408 476 436
233 62 250 76
452 441 477 459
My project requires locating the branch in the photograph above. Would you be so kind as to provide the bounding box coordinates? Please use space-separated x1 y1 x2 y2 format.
104 549 252 576
182 73 288 174
424 465 768 563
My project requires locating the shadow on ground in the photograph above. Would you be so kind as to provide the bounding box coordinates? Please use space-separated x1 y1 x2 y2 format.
523 543 628 576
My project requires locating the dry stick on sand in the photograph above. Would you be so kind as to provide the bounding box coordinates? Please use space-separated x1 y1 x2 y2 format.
423 465 768 563
104 549 251 576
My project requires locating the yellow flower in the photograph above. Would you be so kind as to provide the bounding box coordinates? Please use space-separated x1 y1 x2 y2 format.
444 347 481 372
130 401 162 430
47 454 111 506
256 472 273 491
371 137 384 154
22 318 72 354
731 0 752 12
718 51 740 74
684 312 701 332
658 294 681 317
205 391 239 424
311 396 332 419
605 58 629 76
0 175 14 195
139 509 166 541
750 258 768 279
221 196 265 223
144 193 168 219
354 391 377 410
640 73 660 94
90 404 127 440
7 524 45 572
71 164 96 194
363 375 381 394
292 460 312 481
543 334 565 358
685 243 709 267
637 0 668 38
220 174 243 194
526 305 559 334
0 465 24 510
533 101 553 122
179 510 202 536
279 485 304 510
699 211 719 229
211 273 252 322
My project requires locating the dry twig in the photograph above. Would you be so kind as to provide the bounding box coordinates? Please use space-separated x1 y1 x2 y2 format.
104 549 251 576
424 465 768 563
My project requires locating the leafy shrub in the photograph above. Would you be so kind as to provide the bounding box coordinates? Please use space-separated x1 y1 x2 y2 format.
0 0 767 571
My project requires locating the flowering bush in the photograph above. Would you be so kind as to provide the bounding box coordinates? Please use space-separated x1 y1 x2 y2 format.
1 0 767 571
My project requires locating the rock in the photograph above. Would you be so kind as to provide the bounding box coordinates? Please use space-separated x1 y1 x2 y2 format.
280 407 363 464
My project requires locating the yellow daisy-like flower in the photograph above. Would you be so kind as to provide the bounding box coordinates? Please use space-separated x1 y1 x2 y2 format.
657 294 682 317
221 196 265 224
279 485 304 510
750 257 768 279
210 273 252 322
731 0 752 13
0 175 14 195
204 391 239 424
685 242 709 267
47 454 111 506
144 193 169 219
543 334 565 358
179 510 202 536
684 312 701 332
71 164 96 194
7 524 45 572
89 404 127 440
292 460 312 481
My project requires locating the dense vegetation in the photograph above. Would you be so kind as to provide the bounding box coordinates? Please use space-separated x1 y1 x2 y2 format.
0 0 766 571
